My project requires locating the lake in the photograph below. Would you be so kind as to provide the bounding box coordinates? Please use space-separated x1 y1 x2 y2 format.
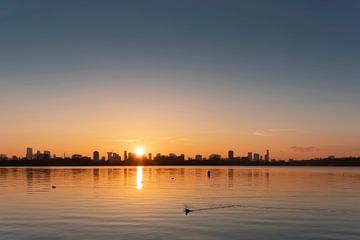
0 166 359 240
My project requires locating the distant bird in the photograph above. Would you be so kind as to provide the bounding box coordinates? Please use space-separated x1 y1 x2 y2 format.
171 177 175 180
207 170 211 178
52 186 56 189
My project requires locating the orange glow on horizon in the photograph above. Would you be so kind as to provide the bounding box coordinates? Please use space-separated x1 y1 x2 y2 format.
135 148 145 157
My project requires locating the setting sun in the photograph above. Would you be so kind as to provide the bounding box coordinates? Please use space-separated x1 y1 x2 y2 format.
135 148 145 157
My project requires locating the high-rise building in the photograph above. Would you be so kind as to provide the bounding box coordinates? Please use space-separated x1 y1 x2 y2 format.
195 155 202 161
248 152 253 161
228 150 234 160
44 151 51 159
93 151 100 161
112 153 121 161
26 148 33 160
107 152 113 161
265 149 270 162
124 151 128 161
148 153 152 160
253 153 260 161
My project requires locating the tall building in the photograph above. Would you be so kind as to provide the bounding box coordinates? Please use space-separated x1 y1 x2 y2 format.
44 151 51 159
248 152 253 161
228 150 234 160
107 152 113 161
112 153 121 161
195 155 202 161
26 148 33 160
124 150 128 161
148 153 152 160
93 151 99 161
253 153 260 161
265 149 270 162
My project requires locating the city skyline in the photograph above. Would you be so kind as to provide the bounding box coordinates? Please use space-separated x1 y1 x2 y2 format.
1 1 360 160
1 132 360 160
9 146 274 161
2 146 359 167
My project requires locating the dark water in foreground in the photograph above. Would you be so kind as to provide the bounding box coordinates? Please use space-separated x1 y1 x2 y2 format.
0 167 359 240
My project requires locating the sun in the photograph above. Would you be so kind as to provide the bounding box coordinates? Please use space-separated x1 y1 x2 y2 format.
135 148 145 157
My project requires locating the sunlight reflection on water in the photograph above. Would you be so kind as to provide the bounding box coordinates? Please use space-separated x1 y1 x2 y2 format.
136 166 143 190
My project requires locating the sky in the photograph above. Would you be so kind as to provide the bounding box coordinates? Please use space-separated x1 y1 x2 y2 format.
0 0 359 160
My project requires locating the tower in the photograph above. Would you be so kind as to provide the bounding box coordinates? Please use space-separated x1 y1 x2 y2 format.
107 152 113 161
248 152 253 161
124 150 128 161
93 151 99 161
228 150 234 160
26 148 33 160
265 149 270 162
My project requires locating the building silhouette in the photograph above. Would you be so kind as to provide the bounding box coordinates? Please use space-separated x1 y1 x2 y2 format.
26 148 33 160
44 151 51 159
254 153 260 161
248 152 253 161
124 151 128 161
93 151 99 161
112 153 121 161
265 149 270 162
209 154 221 161
107 152 113 161
228 150 234 160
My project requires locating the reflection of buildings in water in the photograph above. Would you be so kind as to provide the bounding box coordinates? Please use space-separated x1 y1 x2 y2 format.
265 169 270 186
195 168 203 180
107 168 113 177
93 168 100 183
245 169 270 186
124 168 128 185
26 168 33 187
136 166 143 190
228 169 234 188
26 168 52 192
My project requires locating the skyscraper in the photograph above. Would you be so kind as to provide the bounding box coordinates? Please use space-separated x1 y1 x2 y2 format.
107 152 113 161
93 151 99 161
112 153 121 161
265 149 270 162
44 151 51 159
124 150 128 161
26 148 33 160
148 153 152 160
253 153 260 161
228 150 234 160
248 152 253 161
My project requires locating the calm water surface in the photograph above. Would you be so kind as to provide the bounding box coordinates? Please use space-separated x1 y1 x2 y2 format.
0 167 359 240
